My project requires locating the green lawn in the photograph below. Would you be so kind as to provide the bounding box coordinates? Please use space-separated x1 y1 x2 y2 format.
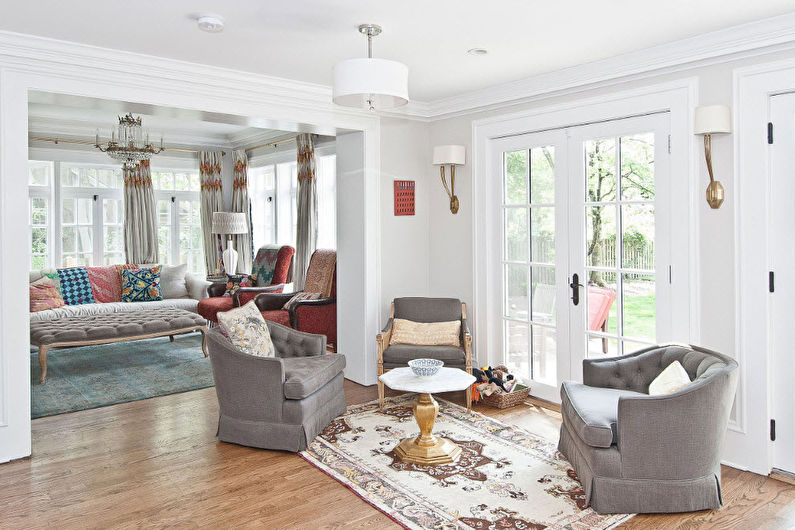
614 292 655 340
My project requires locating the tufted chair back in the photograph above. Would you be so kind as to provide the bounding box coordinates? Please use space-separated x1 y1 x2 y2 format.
582 343 736 393
267 320 326 357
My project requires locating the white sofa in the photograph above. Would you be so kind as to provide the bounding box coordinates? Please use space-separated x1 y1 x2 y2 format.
29 265 211 323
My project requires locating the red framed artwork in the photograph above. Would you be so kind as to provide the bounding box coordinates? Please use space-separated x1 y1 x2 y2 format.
394 180 415 216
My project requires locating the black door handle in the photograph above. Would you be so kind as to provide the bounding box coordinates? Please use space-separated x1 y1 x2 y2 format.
570 273 583 306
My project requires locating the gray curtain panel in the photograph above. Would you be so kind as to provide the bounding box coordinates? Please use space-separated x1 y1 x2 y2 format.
231 149 253 273
294 133 318 291
122 160 159 264
199 151 225 274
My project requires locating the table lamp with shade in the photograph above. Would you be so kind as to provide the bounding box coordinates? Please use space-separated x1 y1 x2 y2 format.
211 212 248 275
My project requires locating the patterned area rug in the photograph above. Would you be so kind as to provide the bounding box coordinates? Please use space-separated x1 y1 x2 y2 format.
31 334 213 419
301 395 633 529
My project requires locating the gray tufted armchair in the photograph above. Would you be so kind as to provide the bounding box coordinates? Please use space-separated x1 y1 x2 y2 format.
206 322 346 452
558 343 738 514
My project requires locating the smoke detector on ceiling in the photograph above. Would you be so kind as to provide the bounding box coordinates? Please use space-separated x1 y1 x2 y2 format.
196 14 224 33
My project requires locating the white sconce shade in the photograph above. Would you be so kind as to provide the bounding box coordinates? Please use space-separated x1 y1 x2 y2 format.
694 105 732 135
432 145 466 166
333 58 409 109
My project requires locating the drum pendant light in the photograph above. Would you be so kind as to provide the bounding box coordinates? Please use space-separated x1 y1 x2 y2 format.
333 24 409 110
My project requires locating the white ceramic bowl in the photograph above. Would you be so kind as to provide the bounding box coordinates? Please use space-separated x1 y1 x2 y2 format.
408 358 444 377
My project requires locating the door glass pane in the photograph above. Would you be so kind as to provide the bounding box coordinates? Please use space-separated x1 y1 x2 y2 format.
620 133 655 201
586 138 617 202
530 147 555 204
531 325 556 386
584 132 656 357
531 207 554 264
506 321 529 377
621 204 654 270
586 205 616 268
531 267 556 325
621 273 655 342
504 207 528 261
504 150 528 205
505 264 529 320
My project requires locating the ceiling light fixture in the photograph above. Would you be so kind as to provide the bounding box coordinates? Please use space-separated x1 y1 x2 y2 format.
95 114 164 166
467 48 488 56
197 14 224 33
333 24 409 111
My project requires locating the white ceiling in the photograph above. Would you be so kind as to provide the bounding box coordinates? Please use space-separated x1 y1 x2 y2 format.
2 1 794 101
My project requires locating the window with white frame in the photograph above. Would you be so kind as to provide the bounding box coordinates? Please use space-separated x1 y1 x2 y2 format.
248 152 336 252
28 161 53 269
28 160 203 273
151 169 203 273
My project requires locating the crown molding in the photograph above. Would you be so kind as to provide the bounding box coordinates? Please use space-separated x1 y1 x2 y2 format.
0 30 372 121
3 12 795 124
419 12 795 120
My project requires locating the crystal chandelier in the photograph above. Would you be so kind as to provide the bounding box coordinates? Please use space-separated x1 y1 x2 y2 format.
95 113 164 165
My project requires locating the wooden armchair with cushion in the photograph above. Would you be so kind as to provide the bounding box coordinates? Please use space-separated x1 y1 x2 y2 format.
377 297 473 411
198 245 294 323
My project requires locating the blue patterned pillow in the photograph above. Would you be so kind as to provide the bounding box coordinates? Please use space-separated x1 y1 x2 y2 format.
121 266 163 302
57 267 95 305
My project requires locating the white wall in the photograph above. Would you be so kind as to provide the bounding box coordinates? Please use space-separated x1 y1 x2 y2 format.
420 47 795 367
379 118 431 321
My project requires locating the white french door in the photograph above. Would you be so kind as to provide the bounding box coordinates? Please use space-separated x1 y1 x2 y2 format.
769 92 795 475
493 113 672 401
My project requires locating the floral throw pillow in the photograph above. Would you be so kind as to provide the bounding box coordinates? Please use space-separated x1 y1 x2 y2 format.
217 300 275 357
224 273 254 296
121 266 163 302
57 267 96 305
30 276 65 312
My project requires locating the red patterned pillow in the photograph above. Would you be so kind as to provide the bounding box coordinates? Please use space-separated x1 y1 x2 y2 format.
87 265 124 303
30 276 65 312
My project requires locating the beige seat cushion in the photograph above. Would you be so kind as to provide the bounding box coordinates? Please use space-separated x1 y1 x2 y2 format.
389 318 461 347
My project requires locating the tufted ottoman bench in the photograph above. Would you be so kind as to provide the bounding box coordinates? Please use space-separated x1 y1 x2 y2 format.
30 308 208 383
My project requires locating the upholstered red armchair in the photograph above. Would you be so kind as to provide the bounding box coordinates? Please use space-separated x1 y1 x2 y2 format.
254 249 337 350
198 245 295 323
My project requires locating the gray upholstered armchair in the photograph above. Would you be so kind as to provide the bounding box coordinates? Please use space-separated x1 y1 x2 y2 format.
206 323 346 452
377 297 473 410
558 344 738 514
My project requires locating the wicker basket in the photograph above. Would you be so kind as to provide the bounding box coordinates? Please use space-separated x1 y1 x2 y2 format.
476 365 531 409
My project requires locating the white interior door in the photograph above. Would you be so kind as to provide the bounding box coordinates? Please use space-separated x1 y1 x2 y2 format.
770 92 795 475
492 113 671 400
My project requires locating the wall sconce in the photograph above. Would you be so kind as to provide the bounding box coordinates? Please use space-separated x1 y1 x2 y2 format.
694 105 732 209
432 144 466 214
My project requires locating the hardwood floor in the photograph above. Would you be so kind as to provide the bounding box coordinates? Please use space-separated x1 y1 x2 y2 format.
0 382 793 529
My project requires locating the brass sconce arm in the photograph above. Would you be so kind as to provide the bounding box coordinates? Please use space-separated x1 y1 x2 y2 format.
439 164 460 214
694 104 730 210
702 134 725 209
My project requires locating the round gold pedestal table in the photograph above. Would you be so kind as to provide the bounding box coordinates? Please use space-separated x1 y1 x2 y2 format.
378 367 476 466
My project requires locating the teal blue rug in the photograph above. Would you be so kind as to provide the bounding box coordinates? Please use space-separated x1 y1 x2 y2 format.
31 333 214 419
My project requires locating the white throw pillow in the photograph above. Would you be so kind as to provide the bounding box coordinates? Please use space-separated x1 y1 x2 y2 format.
217 300 275 357
648 360 691 396
159 263 189 299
